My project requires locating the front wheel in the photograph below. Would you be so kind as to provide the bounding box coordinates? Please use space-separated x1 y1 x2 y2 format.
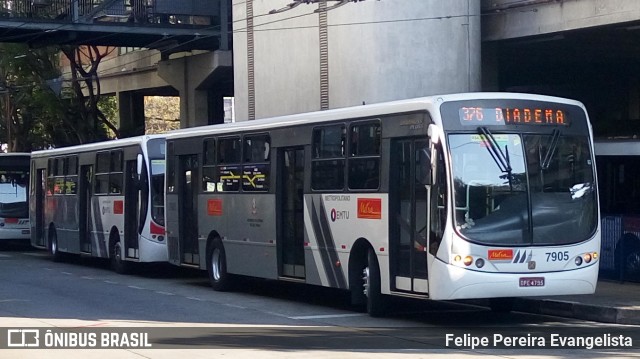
363 248 387 317
207 238 231 291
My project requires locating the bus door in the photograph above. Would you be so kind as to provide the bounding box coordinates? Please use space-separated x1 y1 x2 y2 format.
124 160 139 259
277 147 306 278
78 165 93 253
389 138 430 294
34 168 46 247
178 154 200 265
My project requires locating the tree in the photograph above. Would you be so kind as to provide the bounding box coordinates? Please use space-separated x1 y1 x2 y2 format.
0 43 65 152
60 45 119 143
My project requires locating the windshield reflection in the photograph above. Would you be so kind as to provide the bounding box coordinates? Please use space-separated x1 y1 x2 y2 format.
449 133 596 245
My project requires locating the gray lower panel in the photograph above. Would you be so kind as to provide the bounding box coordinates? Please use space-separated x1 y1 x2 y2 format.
224 241 278 279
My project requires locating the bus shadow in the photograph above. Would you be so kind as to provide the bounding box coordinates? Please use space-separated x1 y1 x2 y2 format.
0 240 35 252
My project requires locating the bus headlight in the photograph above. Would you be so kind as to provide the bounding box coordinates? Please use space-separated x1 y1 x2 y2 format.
583 253 592 263
475 258 485 268
575 256 583 266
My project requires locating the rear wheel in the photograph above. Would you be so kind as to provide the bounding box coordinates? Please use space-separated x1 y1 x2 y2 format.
111 240 130 274
49 228 63 262
207 238 231 291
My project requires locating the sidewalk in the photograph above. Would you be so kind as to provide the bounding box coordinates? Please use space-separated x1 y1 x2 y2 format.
514 279 640 325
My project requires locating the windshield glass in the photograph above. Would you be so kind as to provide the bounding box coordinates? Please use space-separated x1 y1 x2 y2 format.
450 133 596 245
148 139 165 226
0 170 29 218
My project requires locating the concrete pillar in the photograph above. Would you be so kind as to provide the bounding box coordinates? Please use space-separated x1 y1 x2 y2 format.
157 51 233 128
117 91 145 138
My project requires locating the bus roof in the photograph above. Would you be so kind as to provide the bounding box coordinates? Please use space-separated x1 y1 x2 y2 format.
30 134 165 159
165 92 585 141
594 139 640 156
0 152 30 158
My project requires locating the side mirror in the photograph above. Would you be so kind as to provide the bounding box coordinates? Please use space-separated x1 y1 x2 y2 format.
136 154 143 178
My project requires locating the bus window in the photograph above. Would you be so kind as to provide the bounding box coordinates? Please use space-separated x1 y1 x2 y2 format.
312 125 345 191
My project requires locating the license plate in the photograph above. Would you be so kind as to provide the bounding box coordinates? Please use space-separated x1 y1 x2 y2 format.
519 277 544 287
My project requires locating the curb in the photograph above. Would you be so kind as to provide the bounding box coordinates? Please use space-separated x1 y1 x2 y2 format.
515 298 640 325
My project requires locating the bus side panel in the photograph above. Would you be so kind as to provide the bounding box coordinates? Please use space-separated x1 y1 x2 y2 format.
202 194 279 279
90 195 125 258
303 194 390 292
57 195 80 254
165 193 180 265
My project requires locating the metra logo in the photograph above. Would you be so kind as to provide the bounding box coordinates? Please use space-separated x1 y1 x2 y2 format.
488 249 513 261
513 250 532 264
357 198 381 219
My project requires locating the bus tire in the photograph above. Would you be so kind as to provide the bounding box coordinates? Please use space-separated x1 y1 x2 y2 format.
615 233 640 280
49 228 63 262
111 240 130 275
363 247 387 317
207 238 231 291
489 297 515 313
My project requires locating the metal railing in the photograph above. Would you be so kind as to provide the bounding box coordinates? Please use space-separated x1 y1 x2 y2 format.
0 0 220 26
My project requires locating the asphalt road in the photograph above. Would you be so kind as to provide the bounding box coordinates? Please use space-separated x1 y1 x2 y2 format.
1 241 639 358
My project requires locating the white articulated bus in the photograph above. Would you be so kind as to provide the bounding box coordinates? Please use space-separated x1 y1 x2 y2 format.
164 93 600 316
29 135 166 273
0 153 30 242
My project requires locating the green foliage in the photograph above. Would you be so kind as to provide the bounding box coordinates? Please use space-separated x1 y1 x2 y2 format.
0 42 65 152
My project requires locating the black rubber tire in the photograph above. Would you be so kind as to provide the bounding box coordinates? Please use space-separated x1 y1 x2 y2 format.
111 240 130 274
207 238 231 291
365 248 387 317
49 229 63 262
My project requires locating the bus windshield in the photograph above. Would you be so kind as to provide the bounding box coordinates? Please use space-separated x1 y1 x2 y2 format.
147 139 165 226
0 170 29 218
449 132 596 246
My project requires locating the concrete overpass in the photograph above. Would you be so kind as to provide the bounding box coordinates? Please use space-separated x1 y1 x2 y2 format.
481 0 640 137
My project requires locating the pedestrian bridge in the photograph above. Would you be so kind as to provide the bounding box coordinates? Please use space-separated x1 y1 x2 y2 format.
0 0 228 52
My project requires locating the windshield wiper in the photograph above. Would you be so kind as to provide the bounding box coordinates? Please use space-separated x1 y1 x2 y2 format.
541 128 561 170
479 127 512 174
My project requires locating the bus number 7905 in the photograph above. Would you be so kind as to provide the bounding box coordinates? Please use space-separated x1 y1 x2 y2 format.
546 251 569 262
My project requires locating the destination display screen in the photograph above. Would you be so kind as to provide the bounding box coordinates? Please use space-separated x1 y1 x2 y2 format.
458 106 569 126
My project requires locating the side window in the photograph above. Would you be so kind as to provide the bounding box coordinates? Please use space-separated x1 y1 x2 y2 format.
243 134 270 192
348 121 381 190
65 156 78 195
110 151 123 194
311 125 345 191
202 138 217 192
53 158 64 195
95 152 110 194
95 151 123 194
217 137 242 192
46 159 56 195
